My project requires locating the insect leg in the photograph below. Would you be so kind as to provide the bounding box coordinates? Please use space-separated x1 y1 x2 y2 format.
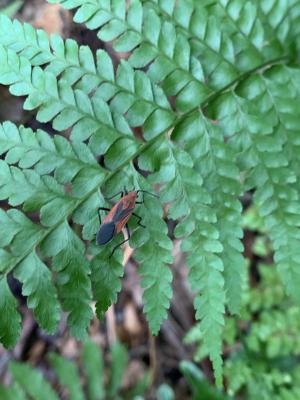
105 191 124 201
109 224 131 258
136 189 159 201
132 212 146 228
97 207 110 225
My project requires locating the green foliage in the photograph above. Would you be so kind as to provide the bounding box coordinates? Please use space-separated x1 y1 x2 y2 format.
49 353 85 400
14 250 61 333
82 340 105 400
0 342 231 400
179 361 232 400
9 361 59 400
188 213 300 399
0 340 145 400
224 263 300 399
156 384 175 400
156 361 231 400
0 276 21 348
0 0 300 387
107 340 128 398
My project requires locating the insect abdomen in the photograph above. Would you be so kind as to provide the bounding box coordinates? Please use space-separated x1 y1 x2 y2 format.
96 222 115 245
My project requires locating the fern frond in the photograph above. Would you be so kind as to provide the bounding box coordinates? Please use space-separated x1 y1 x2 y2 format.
0 208 61 337
173 114 245 314
248 306 300 357
259 66 300 180
155 112 243 382
0 201 92 342
0 121 149 342
82 340 105 400
48 0 296 109
0 208 43 261
147 0 298 97
49 353 85 400
0 122 100 339
211 75 300 302
0 14 175 129
0 121 103 184
0 46 137 153
0 209 64 336
207 0 275 73
0 36 175 145
0 162 76 226
0 384 25 400
140 139 225 385
52 223 93 340
91 247 124 320
257 0 300 51
1 0 300 388
0 340 134 399
212 0 266 64
147 0 239 88
48 0 212 112
0 276 21 348
14 250 61 333
0 200 93 339
124 173 173 334
9 362 59 400
107 341 128 398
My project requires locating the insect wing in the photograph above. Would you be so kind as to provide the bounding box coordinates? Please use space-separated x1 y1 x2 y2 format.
112 201 132 221
96 222 116 245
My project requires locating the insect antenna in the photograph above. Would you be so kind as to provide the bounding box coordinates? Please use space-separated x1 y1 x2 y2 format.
135 189 159 204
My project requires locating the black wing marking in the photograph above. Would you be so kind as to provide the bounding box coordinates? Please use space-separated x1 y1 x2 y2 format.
96 222 115 245
112 202 133 222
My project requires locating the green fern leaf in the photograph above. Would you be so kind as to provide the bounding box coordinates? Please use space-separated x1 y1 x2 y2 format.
0 208 42 264
256 0 300 53
9 362 59 400
211 72 300 303
49 353 85 400
0 341 131 399
52 223 93 340
134 179 173 334
148 0 239 88
139 253 173 334
0 19 175 140
48 0 212 111
0 384 26 400
82 340 105 400
0 276 21 348
91 248 124 320
0 121 103 183
173 114 245 314
48 0 295 111
140 139 225 383
0 161 76 227
0 46 136 154
108 341 128 399
259 66 300 179
1 0 300 387
14 250 61 333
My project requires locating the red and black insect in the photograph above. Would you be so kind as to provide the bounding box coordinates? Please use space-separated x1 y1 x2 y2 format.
96 188 157 256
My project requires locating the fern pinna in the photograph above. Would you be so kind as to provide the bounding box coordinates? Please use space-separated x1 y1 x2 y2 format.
0 0 300 386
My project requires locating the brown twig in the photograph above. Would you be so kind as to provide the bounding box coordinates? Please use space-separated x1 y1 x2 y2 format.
148 330 157 388
106 242 133 346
